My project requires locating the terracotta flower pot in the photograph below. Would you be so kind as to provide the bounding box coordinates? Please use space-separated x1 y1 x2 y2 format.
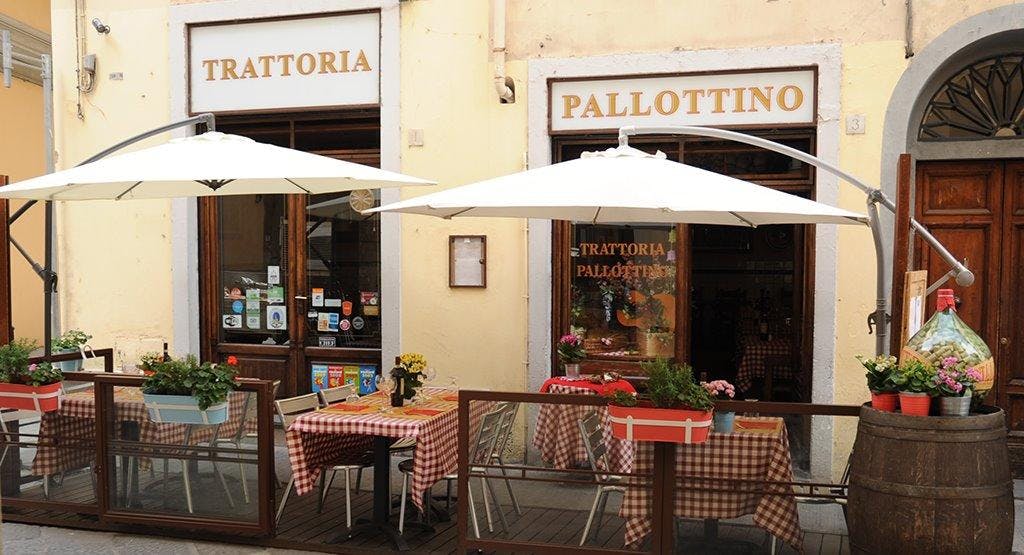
870 391 898 412
898 392 931 416
608 403 713 444
0 382 63 412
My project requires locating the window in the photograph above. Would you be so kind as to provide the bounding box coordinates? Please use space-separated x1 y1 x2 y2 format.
919 54 1024 141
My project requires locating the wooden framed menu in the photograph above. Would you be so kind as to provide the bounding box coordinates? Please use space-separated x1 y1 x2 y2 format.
449 235 486 288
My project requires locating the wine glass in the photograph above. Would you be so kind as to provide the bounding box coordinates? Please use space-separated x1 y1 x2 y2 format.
375 375 394 412
447 375 458 391
421 367 438 399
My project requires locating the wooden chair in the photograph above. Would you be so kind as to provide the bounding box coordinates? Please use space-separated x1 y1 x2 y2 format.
274 392 372 527
762 354 800 402
578 409 626 546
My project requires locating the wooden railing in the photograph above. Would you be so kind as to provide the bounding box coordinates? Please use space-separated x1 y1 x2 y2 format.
456 390 860 553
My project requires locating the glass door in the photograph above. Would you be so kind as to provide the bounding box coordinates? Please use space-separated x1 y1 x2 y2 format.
200 111 382 397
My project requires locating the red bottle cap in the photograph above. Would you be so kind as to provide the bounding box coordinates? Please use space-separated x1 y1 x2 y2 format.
936 289 956 311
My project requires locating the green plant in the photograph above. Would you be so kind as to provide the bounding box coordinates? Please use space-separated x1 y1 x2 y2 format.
607 389 638 407
20 362 62 386
142 354 238 410
139 352 164 372
0 339 39 383
856 354 899 393
51 330 91 352
639 359 714 411
893 359 937 395
557 333 586 364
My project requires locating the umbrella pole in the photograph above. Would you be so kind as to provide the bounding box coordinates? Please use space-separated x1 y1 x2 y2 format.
618 125 975 356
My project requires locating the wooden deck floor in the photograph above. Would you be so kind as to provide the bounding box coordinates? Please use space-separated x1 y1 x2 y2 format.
2 469 847 554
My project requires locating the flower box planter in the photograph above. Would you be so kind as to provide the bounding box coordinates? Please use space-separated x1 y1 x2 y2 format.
54 348 83 373
869 391 898 412
608 403 713 444
0 382 63 412
143 393 229 425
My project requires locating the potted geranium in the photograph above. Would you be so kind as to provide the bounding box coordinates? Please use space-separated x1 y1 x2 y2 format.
141 354 238 424
0 339 63 412
51 329 92 373
138 352 165 376
857 354 899 412
606 359 714 444
933 356 982 416
702 379 736 433
556 333 586 378
892 359 937 416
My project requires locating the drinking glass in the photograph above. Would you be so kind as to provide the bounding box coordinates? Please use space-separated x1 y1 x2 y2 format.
376 375 395 411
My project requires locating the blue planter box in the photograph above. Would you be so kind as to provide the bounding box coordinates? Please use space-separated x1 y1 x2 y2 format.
142 393 229 425
54 348 83 373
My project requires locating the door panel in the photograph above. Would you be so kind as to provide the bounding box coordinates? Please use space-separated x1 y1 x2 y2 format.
0 176 10 343
916 160 1024 434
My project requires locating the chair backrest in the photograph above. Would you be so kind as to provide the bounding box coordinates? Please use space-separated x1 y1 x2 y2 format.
578 410 611 482
274 392 321 429
469 405 506 465
490 401 520 460
317 384 357 407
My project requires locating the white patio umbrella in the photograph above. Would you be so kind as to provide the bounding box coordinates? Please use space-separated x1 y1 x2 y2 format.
0 131 433 201
367 145 866 227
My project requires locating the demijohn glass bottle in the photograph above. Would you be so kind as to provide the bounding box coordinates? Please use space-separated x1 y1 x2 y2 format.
901 288 994 398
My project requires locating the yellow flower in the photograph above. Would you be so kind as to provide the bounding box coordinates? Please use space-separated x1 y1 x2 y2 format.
399 353 427 374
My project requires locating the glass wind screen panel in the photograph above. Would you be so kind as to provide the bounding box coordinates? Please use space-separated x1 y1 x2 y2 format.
218 195 289 346
570 224 676 361
304 190 382 348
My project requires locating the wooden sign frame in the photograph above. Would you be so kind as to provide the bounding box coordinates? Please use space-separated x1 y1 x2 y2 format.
449 235 486 288
899 270 928 349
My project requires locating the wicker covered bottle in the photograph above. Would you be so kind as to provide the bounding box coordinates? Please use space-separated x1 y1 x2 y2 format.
901 288 994 396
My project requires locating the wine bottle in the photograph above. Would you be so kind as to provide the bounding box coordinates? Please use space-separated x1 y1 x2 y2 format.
162 341 172 362
390 356 405 408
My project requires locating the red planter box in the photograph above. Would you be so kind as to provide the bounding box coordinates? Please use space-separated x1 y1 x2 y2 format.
870 391 898 412
0 382 63 412
608 403 713 444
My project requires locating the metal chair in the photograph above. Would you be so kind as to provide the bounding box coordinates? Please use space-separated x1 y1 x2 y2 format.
578 409 626 546
488 401 522 515
397 403 507 538
207 390 258 503
315 384 372 503
274 392 372 527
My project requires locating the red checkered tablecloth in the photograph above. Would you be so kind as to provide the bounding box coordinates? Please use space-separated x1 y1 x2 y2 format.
735 337 793 393
32 388 253 477
532 384 634 474
286 387 486 513
621 417 802 551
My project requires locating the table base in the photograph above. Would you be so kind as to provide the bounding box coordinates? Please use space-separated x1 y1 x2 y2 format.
334 517 433 551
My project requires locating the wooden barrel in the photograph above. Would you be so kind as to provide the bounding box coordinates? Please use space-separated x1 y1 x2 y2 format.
848 405 1013 554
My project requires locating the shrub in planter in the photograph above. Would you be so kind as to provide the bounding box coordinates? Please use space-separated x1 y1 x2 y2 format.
607 359 714 444
51 330 92 373
0 339 64 412
933 356 982 416
857 354 899 412
702 380 736 433
556 333 586 378
892 359 937 416
141 355 238 425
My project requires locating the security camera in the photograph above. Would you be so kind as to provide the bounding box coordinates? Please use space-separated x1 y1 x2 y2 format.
91 18 110 34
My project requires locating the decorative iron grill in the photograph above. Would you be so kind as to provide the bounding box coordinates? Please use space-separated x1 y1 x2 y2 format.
919 54 1024 141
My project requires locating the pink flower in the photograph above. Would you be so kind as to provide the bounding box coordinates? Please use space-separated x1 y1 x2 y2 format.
27 364 36 372
966 368 982 382
941 356 959 369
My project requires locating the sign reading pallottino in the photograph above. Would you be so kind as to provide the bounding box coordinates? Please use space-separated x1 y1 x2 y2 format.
189 11 380 114
549 68 816 132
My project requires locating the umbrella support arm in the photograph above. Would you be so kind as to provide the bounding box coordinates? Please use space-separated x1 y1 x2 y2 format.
6 113 216 353
618 125 974 355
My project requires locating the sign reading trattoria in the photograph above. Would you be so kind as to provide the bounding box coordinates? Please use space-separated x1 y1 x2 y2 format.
549 68 816 132
188 11 380 114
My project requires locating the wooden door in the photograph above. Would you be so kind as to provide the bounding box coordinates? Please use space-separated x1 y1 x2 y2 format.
999 162 1024 433
915 160 1023 432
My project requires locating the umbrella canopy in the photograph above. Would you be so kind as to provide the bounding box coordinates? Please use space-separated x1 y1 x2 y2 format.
0 132 433 201
368 146 866 227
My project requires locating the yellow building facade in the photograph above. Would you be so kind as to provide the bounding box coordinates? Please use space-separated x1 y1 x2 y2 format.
38 0 1024 476
0 0 49 346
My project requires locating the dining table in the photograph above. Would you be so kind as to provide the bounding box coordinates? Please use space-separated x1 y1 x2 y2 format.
285 386 477 551
735 335 794 394
620 415 803 550
532 376 635 473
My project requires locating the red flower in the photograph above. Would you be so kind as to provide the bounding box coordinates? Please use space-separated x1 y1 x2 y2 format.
226 355 239 366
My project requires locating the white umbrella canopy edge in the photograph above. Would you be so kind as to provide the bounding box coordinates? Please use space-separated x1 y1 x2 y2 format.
0 132 435 201
366 145 868 227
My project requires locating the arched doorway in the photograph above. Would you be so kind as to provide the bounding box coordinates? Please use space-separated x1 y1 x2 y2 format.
883 13 1024 470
